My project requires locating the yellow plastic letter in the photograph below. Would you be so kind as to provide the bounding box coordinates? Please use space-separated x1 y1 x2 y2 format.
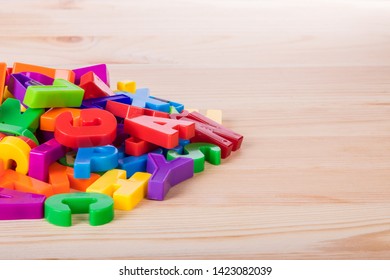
117 81 136 93
0 136 31 174
86 170 151 210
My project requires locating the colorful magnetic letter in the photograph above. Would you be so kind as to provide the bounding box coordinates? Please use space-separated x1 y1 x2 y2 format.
87 170 151 210
23 79 84 108
86 169 126 196
124 115 195 149
0 98 44 143
22 72 55 85
44 192 114 227
7 73 42 106
0 136 31 174
126 88 170 112
167 142 221 173
0 169 54 197
188 119 233 158
105 100 169 120
7 73 54 107
12 62 75 82
0 188 46 220
54 108 117 148
106 101 169 155
146 153 194 200
0 133 37 149
151 96 184 113
74 145 119 179
65 166 101 192
117 80 136 93
47 162 70 194
113 172 151 210
49 151 100 194
171 111 243 158
118 148 163 178
72 64 110 86
40 108 81 132
29 138 67 182
182 111 242 151
79 71 114 99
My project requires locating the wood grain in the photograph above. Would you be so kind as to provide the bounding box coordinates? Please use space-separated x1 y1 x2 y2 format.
0 0 390 259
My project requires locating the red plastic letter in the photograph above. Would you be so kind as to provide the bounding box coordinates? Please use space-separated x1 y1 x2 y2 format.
54 108 117 148
124 116 195 149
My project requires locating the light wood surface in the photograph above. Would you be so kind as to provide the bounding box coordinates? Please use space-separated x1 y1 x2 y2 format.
1 0 390 259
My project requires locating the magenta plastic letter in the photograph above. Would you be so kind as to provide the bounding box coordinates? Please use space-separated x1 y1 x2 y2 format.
28 138 67 182
0 188 46 220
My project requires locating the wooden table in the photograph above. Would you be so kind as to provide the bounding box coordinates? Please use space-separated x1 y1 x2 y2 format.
0 0 389 259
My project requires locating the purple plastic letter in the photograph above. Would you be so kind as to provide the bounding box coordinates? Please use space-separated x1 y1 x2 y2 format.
146 153 194 201
28 138 68 182
72 64 110 86
0 188 45 220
